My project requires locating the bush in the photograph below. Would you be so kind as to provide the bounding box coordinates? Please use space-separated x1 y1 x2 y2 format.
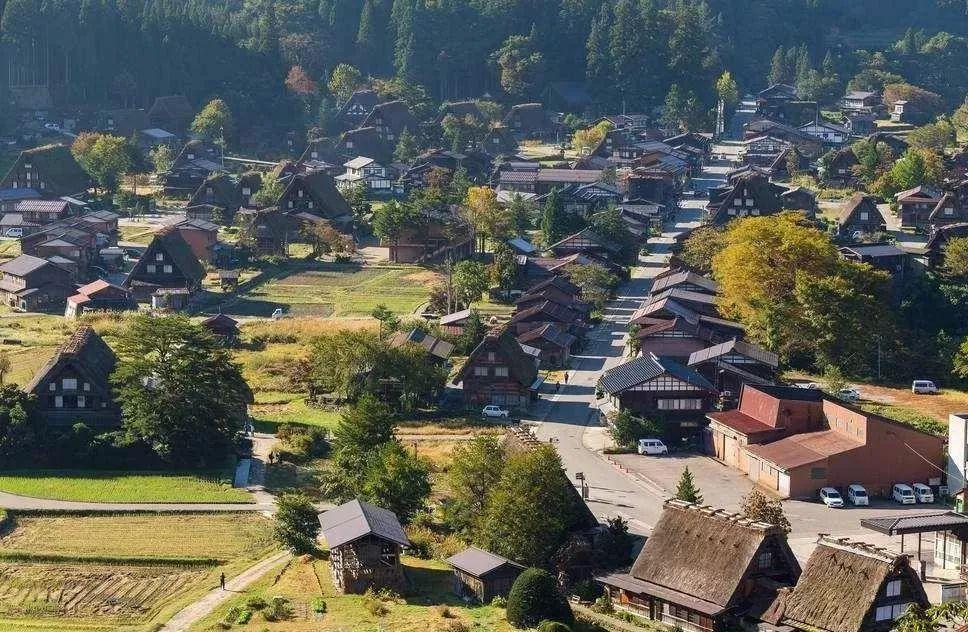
310 597 327 614
444 620 470 632
245 596 267 610
592 592 614 614
272 493 320 554
236 609 252 624
490 595 507 608
537 621 572 632
506 568 573 628
363 592 389 617
263 596 292 622
571 579 601 602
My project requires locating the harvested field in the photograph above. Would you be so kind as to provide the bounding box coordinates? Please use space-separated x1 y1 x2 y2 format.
0 561 207 622
0 470 252 503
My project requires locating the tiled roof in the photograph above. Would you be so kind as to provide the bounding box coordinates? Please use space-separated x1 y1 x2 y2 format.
598 353 716 395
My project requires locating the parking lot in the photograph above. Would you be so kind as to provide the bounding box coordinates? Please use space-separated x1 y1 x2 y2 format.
609 451 948 563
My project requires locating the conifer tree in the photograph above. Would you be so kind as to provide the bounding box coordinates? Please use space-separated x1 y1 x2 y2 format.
675 467 703 504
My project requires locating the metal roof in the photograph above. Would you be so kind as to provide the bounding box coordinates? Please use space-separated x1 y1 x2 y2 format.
318 499 410 549
598 353 716 395
688 339 779 369
860 511 968 536
447 546 524 577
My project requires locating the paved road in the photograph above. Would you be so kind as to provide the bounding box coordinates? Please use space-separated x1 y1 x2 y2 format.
527 202 705 535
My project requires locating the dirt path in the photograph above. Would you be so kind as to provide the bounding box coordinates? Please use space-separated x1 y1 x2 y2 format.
158 550 291 632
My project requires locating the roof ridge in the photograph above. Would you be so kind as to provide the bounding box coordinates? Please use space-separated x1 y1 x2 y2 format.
666 499 779 532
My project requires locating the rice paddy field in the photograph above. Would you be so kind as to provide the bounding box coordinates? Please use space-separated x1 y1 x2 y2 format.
0 511 276 631
0 471 252 504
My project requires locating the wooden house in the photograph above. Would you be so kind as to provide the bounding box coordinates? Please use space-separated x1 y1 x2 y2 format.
929 190 968 230
171 217 221 264
318 499 410 594
706 173 788 226
0 144 90 198
597 499 801 632
509 299 586 337
97 108 150 138
65 279 134 318
437 101 484 124
387 329 454 364
516 324 576 368
237 207 292 256
767 536 928 632
439 308 473 336
634 314 744 363
503 103 552 139
164 140 222 194
0 254 73 312
519 275 582 305
361 100 416 145
454 329 540 409
650 270 717 296
26 326 121 427
480 126 518 156
337 127 391 163
15 199 71 224
838 194 884 236
824 149 859 188
924 222 968 268
336 90 380 131
798 119 849 146
687 339 778 396
335 157 397 195
447 547 524 603
838 244 909 278
895 185 942 231
547 227 622 261
277 171 353 227
843 91 881 112
186 173 243 224
123 228 205 303
148 95 193 136
598 353 718 432
385 207 474 264
201 313 241 342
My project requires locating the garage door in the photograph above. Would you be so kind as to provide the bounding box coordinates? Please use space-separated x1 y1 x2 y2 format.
778 472 791 497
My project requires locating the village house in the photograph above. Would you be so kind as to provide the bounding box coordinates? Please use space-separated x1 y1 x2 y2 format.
508 299 587 337
186 173 243 224
839 244 909 278
895 185 943 231
798 119 849 146
447 547 524 603
0 254 74 311
0 144 91 198
923 222 968 268
97 108 150 138
236 207 292 256
335 157 396 195
277 171 353 228
384 206 474 264
763 536 929 632
706 384 944 499
633 312 745 363
928 190 968 230
843 111 877 137
641 288 720 318
123 227 205 305
336 89 380 131
336 127 392 163
687 339 778 399
439 308 474 336
516 324 576 368
14 199 72 224
547 227 622 262
597 353 718 441
148 95 193 136
21 224 99 271
454 328 540 410
707 173 814 226
318 499 410 594
824 148 860 188
65 279 134 318
480 125 519 156
361 100 417 145
519 275 582 305
843 90 882 113
838 193 884 236
169 217 221 264
387 329 454 364
26 326 121 427
0 187 41 213
503 103 553 139
201 313 241 343
163 140 222 194
597 499 802 632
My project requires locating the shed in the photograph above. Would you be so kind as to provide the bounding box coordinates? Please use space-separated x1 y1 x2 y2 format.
447 546 524 603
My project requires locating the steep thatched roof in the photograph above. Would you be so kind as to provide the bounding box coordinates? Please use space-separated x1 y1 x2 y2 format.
4 144 91 197
629 500 800 608
777 537 928 632
26 326 117 397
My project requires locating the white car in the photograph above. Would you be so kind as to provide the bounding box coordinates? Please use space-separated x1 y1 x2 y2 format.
3 227 23 238
799 382 822 390
912 380 940 394
912 483 935 503
847 484 869 506
43 122 60 131
637 438 668 455
482 405 510 419
837 388 861 402
270 308 285 320
893 483 917 504
819 487 845 508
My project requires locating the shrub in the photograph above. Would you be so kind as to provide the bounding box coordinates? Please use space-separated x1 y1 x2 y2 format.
506 568 573 628
273 493 320 554
236 609 252 624
245 596 267 610
263 596 292 621
444 620 470 632
592 592 614 614
538 621 572 632
571 579 601 602
311 597 327 614
363 593 389 617
490 595 507 608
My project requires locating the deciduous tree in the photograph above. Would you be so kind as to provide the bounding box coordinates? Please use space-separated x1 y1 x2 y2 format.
446 434 505 536
273 492 320 554
191 99 233 144
740 489 791 532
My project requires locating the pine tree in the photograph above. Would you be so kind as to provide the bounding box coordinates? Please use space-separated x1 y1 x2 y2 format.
356 0 380 73
608 0 649 107
540 188 567 246
675 467 703 504
585 5 612 90
768 47 787 86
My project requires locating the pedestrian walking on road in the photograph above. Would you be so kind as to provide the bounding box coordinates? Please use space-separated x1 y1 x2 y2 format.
564 372 569 384
220 573 226 590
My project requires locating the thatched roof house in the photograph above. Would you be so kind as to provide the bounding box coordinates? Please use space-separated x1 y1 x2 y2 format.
598 500 800 632
766 536 928 632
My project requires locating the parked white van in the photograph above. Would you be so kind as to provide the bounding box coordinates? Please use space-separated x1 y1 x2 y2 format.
912 380 940 394
637 438 668 456
893 483 917 504
819 487 844 508
847 484 869 506
912 483 934 503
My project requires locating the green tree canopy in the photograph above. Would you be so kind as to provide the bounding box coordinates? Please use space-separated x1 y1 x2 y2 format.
506 567 574 628
191 98 233 144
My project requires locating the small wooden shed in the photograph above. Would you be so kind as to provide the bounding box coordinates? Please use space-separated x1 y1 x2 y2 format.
447 546 524 603
318 499 410 594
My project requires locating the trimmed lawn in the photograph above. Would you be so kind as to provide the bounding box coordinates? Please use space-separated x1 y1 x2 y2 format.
0 470 253 504
189 555 513 632
221 263 438 319
0 512 272 562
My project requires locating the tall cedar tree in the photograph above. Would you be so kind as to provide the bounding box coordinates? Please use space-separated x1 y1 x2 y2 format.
675 467 703 504
111 315 250 467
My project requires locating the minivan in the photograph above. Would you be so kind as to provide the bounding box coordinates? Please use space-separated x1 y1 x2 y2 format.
912 483 934 503
637 438 668 456
912 380 940 394
3 227 22 238
893 483 917 504
819 487 844 508
847 484 869 506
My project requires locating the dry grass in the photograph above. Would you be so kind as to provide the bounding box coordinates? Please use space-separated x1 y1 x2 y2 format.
0 471 252 504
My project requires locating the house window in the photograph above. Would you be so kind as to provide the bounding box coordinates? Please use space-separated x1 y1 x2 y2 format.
242 187 251 195
206 187 213 195
298 189 304 198
810 467 827 479
656 399 703 410
487 352 496 362
728 208 736 215
860 211 869 220
946 207 954 216
346 141 354 149
473 366 488 377
733 198 742 206
147 264 156 273
54 395 63 408
886 580 901 597
187 153 195 160
156 253 164 262
288 201 294 209
746 199 754 207
77 395 86 408
62 378 77 390
307 201 314 209
163 265 173 274
39 181 45 189
48 382 56 392
495 367 509 377
757 551 773 569
83 382 90 392
311 151 318 158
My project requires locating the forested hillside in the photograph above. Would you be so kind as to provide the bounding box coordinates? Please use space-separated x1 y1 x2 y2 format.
3 0 968 130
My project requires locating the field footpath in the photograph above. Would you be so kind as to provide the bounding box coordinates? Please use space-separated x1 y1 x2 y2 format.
159 550 293 632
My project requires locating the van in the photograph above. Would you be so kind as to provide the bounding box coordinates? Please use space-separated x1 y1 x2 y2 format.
3 227 22 238
847 484 869 506
893 483 917 504
637 438 668 456
912 380 940 394
912 483 934 503
819 487 844 508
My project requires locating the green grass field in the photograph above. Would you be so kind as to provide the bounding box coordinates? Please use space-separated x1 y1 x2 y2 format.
117 224 158 245
0 512 271 562
0 470 252 504
222 263 438 319
250 393 344 431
